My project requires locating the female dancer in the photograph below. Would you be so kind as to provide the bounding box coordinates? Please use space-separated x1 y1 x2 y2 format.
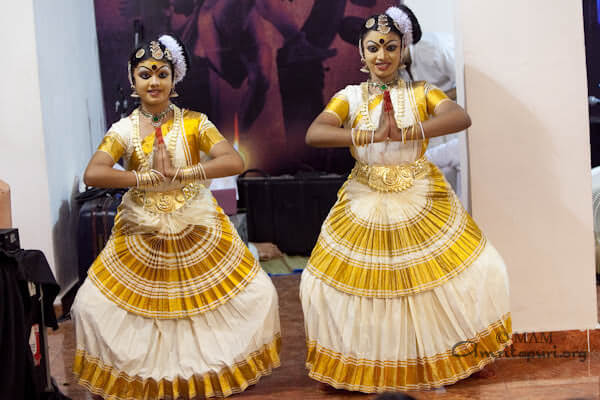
72 35 280 399
301 12 512 392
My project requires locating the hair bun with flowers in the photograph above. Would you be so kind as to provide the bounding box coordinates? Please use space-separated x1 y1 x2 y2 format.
158 34 188 85
386 6 414 47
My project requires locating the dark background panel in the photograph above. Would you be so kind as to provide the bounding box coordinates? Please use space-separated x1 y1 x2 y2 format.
93 0 397 174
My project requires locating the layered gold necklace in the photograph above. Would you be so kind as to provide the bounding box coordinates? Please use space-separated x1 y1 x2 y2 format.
359 78 422 142
131 105 182 171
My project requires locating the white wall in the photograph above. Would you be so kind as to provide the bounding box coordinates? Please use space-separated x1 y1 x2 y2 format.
403 0 455 34
457 0 596 331
0 1 55 270
399 1 470 209
32 0 105 291
0 0 104 295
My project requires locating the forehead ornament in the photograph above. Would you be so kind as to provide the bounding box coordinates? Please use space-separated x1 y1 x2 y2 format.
376 15 391 34
149 41 164 60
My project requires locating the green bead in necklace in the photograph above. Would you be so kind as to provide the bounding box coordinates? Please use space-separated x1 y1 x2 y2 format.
139 103 173 128
368 78 397 93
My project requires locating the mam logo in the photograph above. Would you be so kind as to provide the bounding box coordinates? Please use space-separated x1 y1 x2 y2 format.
511 333 552 344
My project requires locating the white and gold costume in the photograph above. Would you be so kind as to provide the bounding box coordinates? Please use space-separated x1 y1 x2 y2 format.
300 80 511 392
72 106 281 399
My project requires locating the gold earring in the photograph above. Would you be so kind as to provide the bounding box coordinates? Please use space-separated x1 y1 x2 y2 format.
130 85 140 98
169 88 179 98
360 59 369 74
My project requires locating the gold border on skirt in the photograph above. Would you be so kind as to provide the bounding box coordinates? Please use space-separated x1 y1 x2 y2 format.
73 335 281 399
306 315 512 392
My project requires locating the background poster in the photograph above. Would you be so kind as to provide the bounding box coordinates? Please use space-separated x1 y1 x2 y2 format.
94 0 396 174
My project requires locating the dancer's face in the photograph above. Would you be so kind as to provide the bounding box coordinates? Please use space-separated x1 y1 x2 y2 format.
362 30 402 82
133 58 173 107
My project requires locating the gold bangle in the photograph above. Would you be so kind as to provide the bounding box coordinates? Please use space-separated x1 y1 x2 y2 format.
177 164 206 184
171 167 181 183
361 129 368 146
198 163 207 181
135 170 163 188
418 121 425 139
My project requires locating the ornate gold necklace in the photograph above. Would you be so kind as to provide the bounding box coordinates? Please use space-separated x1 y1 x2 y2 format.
360 79 407 130
368 76 399 93
131 105 182 171
139 103 173 128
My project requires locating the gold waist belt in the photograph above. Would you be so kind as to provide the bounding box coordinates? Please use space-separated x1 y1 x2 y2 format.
350 158 428 192
131 183 202 214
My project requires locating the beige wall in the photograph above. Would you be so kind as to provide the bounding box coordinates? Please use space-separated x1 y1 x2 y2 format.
457 0 596 331
0 1 55 267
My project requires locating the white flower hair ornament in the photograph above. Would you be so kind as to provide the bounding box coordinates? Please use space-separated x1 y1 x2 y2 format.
158 34 188 85
386 7 414 48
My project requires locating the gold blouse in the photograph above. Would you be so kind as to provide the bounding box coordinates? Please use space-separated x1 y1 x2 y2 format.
324 80 450 127
97 108 225 170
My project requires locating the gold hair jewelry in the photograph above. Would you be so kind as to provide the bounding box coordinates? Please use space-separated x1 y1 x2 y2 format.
365 18 375 29
135 48 145 59
377 15 391 34
164 48 173 61
149 41 164 60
